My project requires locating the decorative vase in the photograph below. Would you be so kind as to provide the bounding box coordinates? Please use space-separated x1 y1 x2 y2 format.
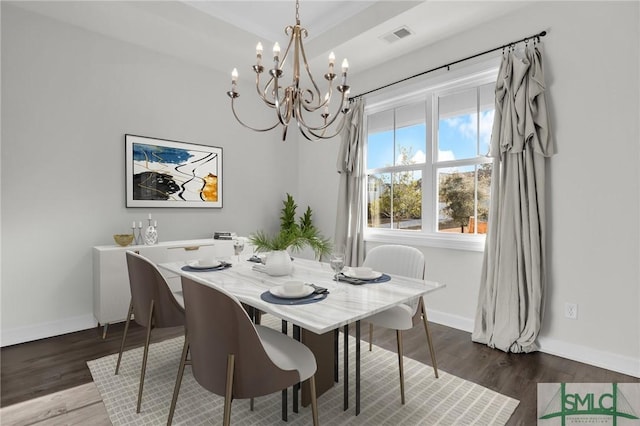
265 250 293 276
144 225 158 245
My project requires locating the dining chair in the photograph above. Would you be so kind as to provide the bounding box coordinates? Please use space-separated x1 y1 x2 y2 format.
167 275 319 426
363 244 439 404
115 251 185 413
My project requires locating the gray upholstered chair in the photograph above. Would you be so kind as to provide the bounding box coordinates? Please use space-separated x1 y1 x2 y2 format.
364 244 439 404
167 275 319 426
115 251 185 413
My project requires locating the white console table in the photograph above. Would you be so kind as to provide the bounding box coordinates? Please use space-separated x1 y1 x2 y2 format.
93 238 241 337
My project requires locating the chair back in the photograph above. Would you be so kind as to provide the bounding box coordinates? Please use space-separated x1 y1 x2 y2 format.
181 276 300 399
363 244 425 280
125 251 184 328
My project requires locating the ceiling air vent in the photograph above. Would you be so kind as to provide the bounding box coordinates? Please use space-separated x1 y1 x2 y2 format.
381 26 413 43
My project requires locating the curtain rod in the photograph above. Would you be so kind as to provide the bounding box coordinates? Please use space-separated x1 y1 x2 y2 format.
349 30 547 101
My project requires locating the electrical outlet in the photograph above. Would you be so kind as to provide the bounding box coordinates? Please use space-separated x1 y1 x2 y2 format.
565 302 578 320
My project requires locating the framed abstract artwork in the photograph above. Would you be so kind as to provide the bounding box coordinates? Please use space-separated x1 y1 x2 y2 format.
125 134 223 208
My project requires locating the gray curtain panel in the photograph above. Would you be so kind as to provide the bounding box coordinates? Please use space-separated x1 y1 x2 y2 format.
472 44 554 353
334 98 366 267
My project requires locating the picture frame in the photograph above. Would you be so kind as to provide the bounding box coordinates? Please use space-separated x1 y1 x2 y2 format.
125 134 223 208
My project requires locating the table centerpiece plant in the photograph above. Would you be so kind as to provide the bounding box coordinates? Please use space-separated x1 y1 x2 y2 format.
249 194 331 276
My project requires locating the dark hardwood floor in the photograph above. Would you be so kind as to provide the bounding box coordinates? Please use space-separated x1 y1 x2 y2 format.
2 319 638 425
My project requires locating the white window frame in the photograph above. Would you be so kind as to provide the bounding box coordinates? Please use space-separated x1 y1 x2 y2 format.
363 60 499 252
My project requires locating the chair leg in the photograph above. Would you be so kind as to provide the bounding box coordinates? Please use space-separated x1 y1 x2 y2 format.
309 375 319 426
136 300 155 414
115 299 134 375
167 337 189 425
421 304 439 378
223 354 235 426
369 323 373 352
396 330 405 405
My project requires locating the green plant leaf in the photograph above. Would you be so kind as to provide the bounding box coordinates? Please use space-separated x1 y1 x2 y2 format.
280 193 298 233
299 206 315 232
249 194 332 259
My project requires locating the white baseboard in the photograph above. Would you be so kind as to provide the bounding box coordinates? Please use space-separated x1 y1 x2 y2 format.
1 314 97 347
427 309 640 379
427 309 475 333
537 336 640 379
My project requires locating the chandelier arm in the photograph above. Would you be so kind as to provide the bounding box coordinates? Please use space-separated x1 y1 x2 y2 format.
294 100 348 139
230 99 280 132
294 89 349 131
260 30 295 109
300 83 333 113
296 29 325 110
280 27 295 76
297 113 348 141
283 88 295 124
272 77 292 127
271 28 297 127
255 72 277 108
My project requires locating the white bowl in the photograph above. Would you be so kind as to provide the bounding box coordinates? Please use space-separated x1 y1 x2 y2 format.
352 267 373 278
282 280 305 295
196 258 220 268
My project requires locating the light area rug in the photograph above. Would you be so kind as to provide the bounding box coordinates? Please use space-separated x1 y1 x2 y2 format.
88 320 519 425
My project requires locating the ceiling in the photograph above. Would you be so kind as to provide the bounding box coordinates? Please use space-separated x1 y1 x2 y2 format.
12 1 532 79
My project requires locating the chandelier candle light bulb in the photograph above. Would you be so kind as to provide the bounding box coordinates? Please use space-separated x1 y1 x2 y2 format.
256 42 263 66
226 0 351 141
328 51 335 75
273 42 280 68
341 58 349 86
231 68 238 91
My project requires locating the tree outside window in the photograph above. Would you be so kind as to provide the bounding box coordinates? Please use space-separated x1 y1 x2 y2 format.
364 69 497 245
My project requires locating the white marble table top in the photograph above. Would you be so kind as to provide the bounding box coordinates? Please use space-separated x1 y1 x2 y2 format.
159 257 444 335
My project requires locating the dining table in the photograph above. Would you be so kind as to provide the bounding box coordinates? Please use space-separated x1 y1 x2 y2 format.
158 255 444 418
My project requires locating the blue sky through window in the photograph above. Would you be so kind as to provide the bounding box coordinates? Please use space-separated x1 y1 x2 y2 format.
367 110 494 169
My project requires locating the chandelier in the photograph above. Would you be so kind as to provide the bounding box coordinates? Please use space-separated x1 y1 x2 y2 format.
227 0 351 141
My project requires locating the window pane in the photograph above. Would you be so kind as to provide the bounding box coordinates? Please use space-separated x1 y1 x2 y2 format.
476 163 492 230
368 171 423 230
367 173 391 228
478 83 495 155
437 164 491 234
395 102 426 166
437 88 478 161
367 110 394 169
392 170 422 230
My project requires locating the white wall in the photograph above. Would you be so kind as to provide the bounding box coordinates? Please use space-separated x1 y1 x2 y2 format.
1 4 300 344
300 1 640 377
2 2 638 377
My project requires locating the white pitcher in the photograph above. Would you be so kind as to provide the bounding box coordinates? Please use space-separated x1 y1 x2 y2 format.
264 250 293 276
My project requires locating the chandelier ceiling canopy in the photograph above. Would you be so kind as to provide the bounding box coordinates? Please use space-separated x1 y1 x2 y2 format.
227 0 351 141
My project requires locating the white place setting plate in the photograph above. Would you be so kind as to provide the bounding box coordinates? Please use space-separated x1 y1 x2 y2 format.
343 269 383 280
269 284 315 299
187 260 222 270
